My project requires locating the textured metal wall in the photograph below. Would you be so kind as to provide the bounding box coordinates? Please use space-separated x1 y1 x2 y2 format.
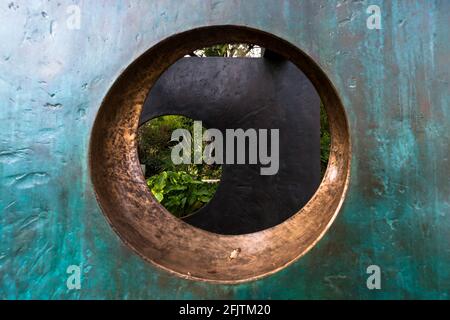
0 0 449 299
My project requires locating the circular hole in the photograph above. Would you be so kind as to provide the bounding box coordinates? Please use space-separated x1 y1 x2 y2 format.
89 25 351 283
138 115 222 218
137 42 331 235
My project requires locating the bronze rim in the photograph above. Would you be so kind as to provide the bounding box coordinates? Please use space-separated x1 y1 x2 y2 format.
89 25 351 283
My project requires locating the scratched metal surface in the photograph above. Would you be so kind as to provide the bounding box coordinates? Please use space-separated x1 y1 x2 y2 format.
0 0 449 299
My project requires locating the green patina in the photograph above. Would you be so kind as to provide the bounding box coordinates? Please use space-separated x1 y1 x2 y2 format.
0 0 449 299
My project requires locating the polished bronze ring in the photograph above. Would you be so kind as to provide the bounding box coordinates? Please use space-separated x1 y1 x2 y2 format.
89 25 351 283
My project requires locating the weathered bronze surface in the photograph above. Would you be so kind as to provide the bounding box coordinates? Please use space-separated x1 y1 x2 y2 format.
89 25 351 283
2 0 448 299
